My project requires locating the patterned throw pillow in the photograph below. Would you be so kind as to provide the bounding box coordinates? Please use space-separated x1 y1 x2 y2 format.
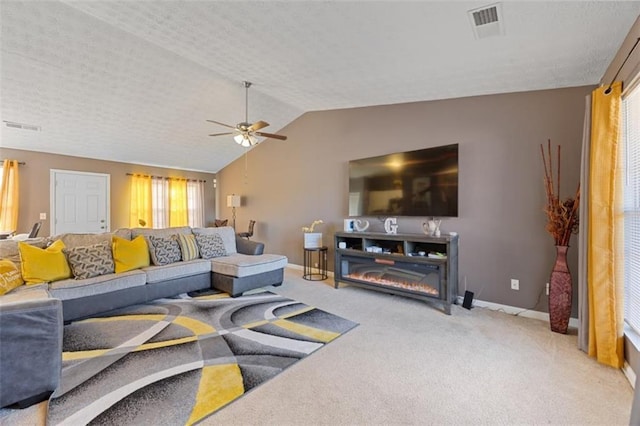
64 242 115 280
176 234 200 261
195 233 227 259
0 259 24 295
147 235 182 266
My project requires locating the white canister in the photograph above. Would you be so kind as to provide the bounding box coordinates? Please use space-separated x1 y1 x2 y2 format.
304 232 323 248
344 219 355 232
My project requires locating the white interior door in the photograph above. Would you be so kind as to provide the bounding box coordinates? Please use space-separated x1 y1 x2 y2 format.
51 170 110 235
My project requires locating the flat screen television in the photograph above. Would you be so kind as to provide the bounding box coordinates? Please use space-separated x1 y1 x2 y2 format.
348 144 458 217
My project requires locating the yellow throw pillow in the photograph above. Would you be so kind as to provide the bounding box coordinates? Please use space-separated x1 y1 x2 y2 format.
19 239 72 285
112 235 150 273
0 259 24 295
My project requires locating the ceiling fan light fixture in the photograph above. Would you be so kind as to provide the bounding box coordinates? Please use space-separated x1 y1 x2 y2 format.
234 133 256 147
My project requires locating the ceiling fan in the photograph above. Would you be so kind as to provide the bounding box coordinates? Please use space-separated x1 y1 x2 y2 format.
207 81 287 147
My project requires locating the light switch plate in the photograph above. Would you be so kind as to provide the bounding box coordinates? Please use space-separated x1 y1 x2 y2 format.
510 278 519 290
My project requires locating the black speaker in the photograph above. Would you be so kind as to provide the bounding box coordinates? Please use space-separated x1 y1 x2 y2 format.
462 290 474 310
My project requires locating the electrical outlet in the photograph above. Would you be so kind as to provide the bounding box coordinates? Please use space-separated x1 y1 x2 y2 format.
314 262 319 268
39 212 47 220
546 282 550 295
511 279 519 290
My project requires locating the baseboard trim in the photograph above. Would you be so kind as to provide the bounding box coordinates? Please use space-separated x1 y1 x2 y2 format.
286 263 334 278
287 263 303 271
623 360 636 389
456 296 580 329
623 323 640 388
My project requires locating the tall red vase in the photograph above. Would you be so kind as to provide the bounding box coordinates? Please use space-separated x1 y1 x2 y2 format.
549 245 572 334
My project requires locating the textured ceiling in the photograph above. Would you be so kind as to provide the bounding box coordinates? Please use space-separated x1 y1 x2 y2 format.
1 1 639 173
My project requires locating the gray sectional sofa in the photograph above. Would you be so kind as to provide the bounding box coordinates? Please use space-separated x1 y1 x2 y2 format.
0 225 288 408
54 226 287 321
0 289 62 409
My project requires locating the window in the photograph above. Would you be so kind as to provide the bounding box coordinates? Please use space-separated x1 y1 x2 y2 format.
151 178 204 228
623 85 640 333
151 178 169 228
131 176 204 228
187 180 205 228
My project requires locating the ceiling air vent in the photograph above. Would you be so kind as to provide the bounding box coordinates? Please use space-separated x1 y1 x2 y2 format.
468 3 504 40
3 121 41 132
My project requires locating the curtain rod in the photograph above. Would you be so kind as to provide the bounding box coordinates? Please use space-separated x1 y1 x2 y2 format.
126 173 206 183
0 160 25 165
605 37 640 95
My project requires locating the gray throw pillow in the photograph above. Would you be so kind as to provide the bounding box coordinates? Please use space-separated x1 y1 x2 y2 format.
195 233 227 259
147 235 182 266
64 241 115 279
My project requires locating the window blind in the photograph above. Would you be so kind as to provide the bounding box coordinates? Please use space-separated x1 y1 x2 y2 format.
623 86 640 334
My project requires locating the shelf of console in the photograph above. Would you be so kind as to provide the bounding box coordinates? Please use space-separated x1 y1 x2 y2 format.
333 231 459 315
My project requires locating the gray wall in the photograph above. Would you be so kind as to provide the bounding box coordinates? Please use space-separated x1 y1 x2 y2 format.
218 85 592 314
0 147 218 236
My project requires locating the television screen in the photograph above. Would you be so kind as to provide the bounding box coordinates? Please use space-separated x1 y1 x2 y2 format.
348 144 458 217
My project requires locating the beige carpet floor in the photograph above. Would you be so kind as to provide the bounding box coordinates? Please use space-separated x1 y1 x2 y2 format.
2 267 633 425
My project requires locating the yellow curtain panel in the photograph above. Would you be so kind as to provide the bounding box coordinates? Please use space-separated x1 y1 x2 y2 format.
0 160 19 232
129 175 152 228
169 179 188 227
588 82 624 368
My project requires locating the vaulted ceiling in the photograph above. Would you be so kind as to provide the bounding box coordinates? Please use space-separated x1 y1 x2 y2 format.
1 1 639 172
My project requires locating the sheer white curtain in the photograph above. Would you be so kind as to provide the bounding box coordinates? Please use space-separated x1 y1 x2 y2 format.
187 180 205 228
152 178 169 229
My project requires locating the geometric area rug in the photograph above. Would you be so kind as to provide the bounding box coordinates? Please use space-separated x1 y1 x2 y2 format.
47 290 358 425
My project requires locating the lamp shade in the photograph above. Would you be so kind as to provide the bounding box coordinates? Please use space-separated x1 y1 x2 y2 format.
227 195 241 208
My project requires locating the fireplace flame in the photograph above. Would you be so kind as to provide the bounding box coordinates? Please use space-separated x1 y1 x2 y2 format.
345 272 439 296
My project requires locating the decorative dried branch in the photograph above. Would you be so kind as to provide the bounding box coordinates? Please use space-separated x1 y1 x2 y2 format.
302 220 324 233
540 140 580 246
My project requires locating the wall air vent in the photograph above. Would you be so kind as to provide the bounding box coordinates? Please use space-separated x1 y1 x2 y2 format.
3 121 41 131
468 3 504 40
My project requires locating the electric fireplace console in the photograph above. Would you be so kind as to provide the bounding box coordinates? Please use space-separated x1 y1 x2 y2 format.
334 231 459 314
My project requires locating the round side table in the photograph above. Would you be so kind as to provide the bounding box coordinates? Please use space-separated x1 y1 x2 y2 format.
303 246 328 281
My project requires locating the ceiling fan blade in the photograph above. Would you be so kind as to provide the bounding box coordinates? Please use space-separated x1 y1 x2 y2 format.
206 119 235 129
248 120 269 132
255 131 287 141
209 132 234 137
